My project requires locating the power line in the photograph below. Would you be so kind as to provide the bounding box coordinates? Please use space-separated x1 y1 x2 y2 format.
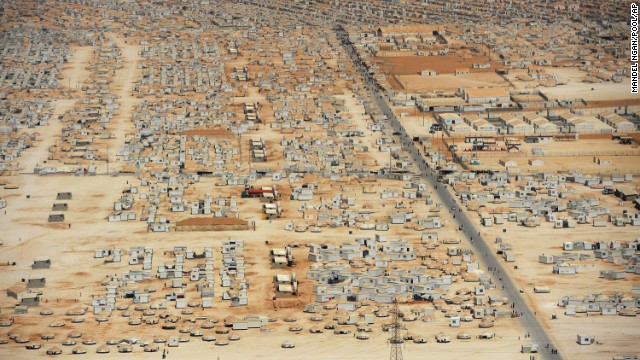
389 299 403 360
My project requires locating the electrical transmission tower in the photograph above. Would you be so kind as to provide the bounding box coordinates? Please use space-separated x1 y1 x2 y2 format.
389 299 403 360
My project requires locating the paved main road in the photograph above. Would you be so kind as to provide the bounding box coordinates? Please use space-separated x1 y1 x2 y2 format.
335 25 563 360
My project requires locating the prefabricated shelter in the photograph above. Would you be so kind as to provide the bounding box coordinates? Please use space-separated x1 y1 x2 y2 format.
19 292 41 307
32 257 51 269
615 186 638 201
420 69 437 76
521 344 539 353
593 217 608 227
503 250 515 262
6 286 25 299
538 254 554 264
613 354 639 360
449 122 472 132
57 192 72 200
263 203 281 218
523 113 559 133
48 213 65 222
504 117 534 133
598 113 635 131
149 223 169 232
553 263 578 275
133 293 151 304
271 252 288 268
270 247 292 268
577 334 595 345
52 203 68 211
464 115 496 132
435 333 451 343
274 273 297 297
167 337 179 347
481 215 494 227
533 286 550 293
601 306 617 315
27 275 46 288
437 113 464 125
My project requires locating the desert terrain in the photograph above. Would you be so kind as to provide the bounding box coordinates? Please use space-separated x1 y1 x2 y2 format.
0 1 639 360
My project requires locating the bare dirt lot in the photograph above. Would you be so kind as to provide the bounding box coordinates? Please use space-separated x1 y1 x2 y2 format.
397 73 509 93
375 55 501 75
542 78 636 102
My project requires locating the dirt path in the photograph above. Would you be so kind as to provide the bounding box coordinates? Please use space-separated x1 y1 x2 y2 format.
232 91 282 173
334 92 387 167
61 45 94 91
17 43 97 173
105 33 142 171
16 99 76 174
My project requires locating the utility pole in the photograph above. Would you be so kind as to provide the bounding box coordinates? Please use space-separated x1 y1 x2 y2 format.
437 132 444 169
405 82 408 104
388 148 392 179
389 300 403 360
452 141 457 165
474 138 479 162
238 132 242 166
106 144 109 174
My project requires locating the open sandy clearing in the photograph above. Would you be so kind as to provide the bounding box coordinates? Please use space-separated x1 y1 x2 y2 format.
16 99 76 173
60 45 95 91
104 34 142 172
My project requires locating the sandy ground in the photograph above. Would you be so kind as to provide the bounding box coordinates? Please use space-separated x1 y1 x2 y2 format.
462 155 640 175
448 137 640 174
0 26 536 360
14 44 96 173
395 109 640 175
335 92 389 167
0 172 533 360
391 103 640 360
475 185 640 359
375 55 501 75
397 73 509 93
2 6 640 360
105 34 142 172
541 78 635 102
16 99 75 173
0 332 531 360
62 46 95 91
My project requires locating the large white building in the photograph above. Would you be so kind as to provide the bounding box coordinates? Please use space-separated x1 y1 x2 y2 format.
463 88 510 107
558 111 594 132
501 115 533 133
598 112 635 132
523 112 559 133
464 114 496 132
